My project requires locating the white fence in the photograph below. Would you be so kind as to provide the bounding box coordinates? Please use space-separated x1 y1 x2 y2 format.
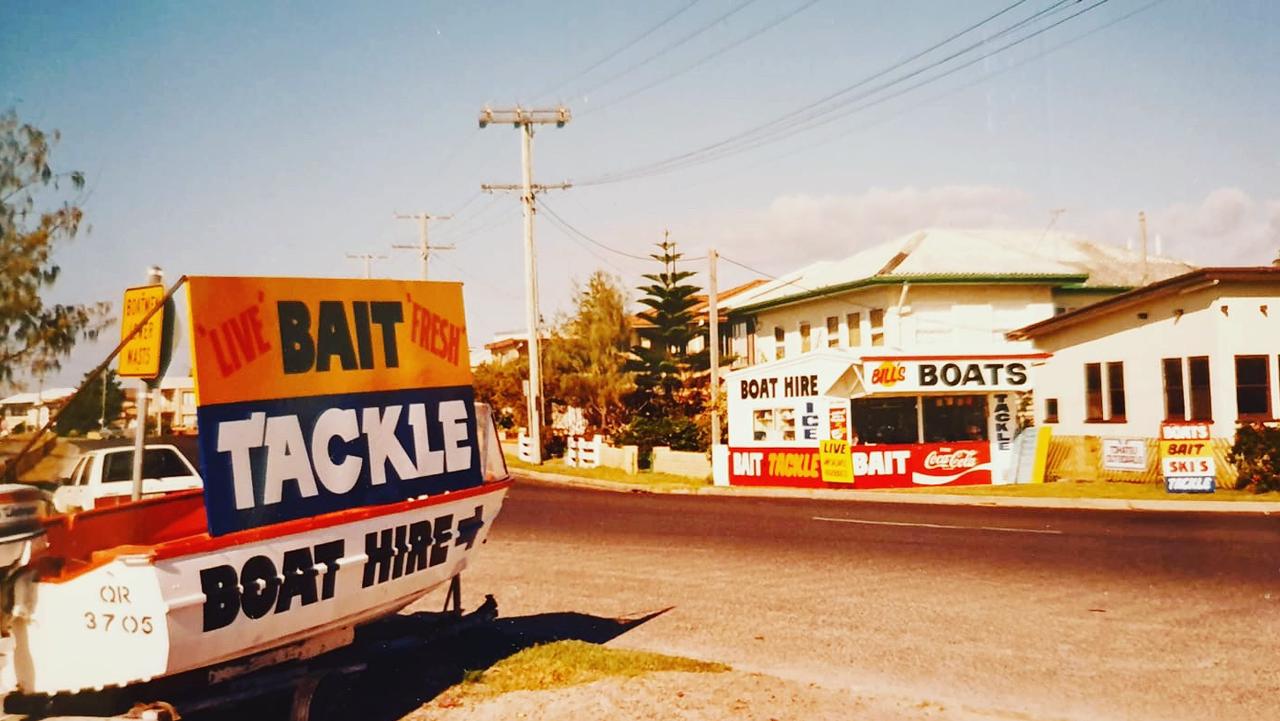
517 430 536 463
565 434 603 468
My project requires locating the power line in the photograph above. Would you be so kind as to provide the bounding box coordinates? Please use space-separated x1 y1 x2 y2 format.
720 0 1164 178
533 0 706 102
577 0 1102 185
573 0 764 102
582 0 823 117
536 199 653 261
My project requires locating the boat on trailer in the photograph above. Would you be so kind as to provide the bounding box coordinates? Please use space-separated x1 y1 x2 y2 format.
0 276 511 716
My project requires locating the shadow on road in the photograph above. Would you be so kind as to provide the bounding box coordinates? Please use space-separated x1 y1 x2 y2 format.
192 607 672 721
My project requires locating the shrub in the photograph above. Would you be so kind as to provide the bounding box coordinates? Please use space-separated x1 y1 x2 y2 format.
615 415 706 469
1228 422 1280 493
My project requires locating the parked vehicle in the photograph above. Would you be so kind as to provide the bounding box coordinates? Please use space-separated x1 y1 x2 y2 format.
51 444 202 512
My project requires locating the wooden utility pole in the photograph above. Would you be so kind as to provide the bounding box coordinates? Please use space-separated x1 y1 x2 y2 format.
708 248 721 448
478 105 571 465
346 252 387 279
393 213 453 280
1138 210 1150 285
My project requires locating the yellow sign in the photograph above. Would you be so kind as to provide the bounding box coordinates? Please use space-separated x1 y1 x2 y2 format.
118 284 166 378
819 439 854 484
185 276 472 406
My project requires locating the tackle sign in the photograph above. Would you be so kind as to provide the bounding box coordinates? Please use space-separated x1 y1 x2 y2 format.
187 277 481 536
1160 422 1215 493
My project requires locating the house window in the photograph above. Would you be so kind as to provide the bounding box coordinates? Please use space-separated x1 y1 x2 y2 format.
1107 362 1127 421
1084 363 1104 421
800 322 812 353
1044 398 1059 424
826 316 839 348
846 312 861 347
774 326 785 360
869 309 885 347
1162 358 1185 421
1189 356 1212 420
1235 355 1271 419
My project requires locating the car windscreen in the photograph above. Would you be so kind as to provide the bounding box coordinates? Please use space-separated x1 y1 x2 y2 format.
102 449 192 482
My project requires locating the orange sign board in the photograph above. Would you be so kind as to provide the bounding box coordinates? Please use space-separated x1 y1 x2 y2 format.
185 276 472 406
118 284 166 378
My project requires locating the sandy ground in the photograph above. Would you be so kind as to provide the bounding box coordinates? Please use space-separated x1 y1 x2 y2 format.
410 670 1005 721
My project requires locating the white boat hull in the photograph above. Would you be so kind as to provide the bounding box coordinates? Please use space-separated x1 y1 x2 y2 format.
10 483 508 695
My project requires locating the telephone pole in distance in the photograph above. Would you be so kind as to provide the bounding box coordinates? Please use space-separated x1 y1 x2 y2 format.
393 212 454 280
478 105 571 465
346 252 387 279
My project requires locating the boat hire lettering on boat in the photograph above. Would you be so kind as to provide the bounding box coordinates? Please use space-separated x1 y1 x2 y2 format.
187 277 484 536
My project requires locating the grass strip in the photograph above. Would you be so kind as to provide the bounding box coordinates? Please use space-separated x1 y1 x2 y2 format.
448 640 728 701
505 455 710 488
886 480 1280 502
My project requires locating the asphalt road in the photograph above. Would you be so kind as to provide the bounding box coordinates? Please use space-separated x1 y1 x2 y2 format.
451 477 1280 721
60 439 1280 719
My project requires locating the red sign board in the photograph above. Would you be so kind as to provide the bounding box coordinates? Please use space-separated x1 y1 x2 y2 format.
727 442 992 489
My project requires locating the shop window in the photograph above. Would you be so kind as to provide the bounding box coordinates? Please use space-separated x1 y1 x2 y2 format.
1235 355 1271 419
800 322 812 353
752 409 775 442
774 326 785 360
847 312 861 347
922 395 988 442
1189 356 1212 420
1084 363 1104 421
779 407 796 441
746 319 756 365
870 309 885 347
851 396 918 445
826 316 839 348
1107 362 1126 421
1162 358 1186 421
1044 398 1059 423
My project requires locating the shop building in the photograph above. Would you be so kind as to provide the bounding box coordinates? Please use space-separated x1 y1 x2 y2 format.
1007 266 1280 484
712 228 1196 489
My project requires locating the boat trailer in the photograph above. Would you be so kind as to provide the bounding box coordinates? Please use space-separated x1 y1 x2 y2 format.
2 577 498 721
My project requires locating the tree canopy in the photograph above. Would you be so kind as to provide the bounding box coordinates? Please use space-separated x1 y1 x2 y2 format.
56 369 124 435
545 271 635 435
629 237 707 416
1 110 108 383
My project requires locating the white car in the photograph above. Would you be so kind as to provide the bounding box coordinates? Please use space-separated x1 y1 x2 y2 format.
53 444 203 513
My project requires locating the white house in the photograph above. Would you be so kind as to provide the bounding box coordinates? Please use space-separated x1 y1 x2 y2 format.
1007 266 1280 483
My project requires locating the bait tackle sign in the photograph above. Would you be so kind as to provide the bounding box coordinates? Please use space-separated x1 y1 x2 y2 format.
187 277 482 536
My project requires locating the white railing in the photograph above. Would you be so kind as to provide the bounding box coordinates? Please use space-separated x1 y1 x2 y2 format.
517 429 536 463
565 434 603 468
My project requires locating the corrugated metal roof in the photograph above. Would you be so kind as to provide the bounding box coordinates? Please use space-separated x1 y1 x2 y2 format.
723 228 1198 313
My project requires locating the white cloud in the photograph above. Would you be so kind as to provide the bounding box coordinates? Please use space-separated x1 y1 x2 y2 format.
689 185 1279 271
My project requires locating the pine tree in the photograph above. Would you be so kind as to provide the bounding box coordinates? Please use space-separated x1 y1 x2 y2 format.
629 235 707 416
56 369 124 435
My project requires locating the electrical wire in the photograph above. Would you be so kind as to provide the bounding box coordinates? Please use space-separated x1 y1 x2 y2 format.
572 0 765 102
536 199 656 262
533 0 706 102
582 0 824 117
576 0 1110 185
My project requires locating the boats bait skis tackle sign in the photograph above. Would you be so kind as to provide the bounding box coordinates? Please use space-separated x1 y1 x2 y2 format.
862 358 1031 394
187 277 482 535
1160 422 1215 493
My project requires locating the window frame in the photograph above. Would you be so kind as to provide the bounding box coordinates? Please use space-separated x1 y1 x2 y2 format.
799 321 812 354
1084 362 1104 422
1188 356 1213 421
773 326 785 360
826 316 839 348
1162 357 1186 421
1106 361 1127 422
1234 354 1272 420
1044 398 1059 424
846 312 861 347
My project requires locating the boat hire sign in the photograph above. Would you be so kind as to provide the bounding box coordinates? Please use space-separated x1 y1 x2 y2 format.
187 277 482 536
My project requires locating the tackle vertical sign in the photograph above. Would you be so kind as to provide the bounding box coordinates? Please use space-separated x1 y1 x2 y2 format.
186 277 481 536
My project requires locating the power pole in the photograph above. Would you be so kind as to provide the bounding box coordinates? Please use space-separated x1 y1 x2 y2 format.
1138 210 1149 286
393 212 454 280
346 252 387 279
478 105 571 465
708 248 721 448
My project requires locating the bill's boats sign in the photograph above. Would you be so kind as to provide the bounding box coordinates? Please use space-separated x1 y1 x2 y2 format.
861 355 1037 394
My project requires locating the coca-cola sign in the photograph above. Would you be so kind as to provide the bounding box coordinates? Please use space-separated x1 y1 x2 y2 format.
923 448 980 471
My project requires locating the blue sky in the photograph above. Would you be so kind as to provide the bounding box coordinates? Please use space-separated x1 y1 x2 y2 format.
4 0 1278 386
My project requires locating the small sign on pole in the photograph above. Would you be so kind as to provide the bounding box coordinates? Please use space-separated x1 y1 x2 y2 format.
118 284 166 379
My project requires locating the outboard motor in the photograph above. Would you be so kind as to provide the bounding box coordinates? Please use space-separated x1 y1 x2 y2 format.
0 484 46 568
